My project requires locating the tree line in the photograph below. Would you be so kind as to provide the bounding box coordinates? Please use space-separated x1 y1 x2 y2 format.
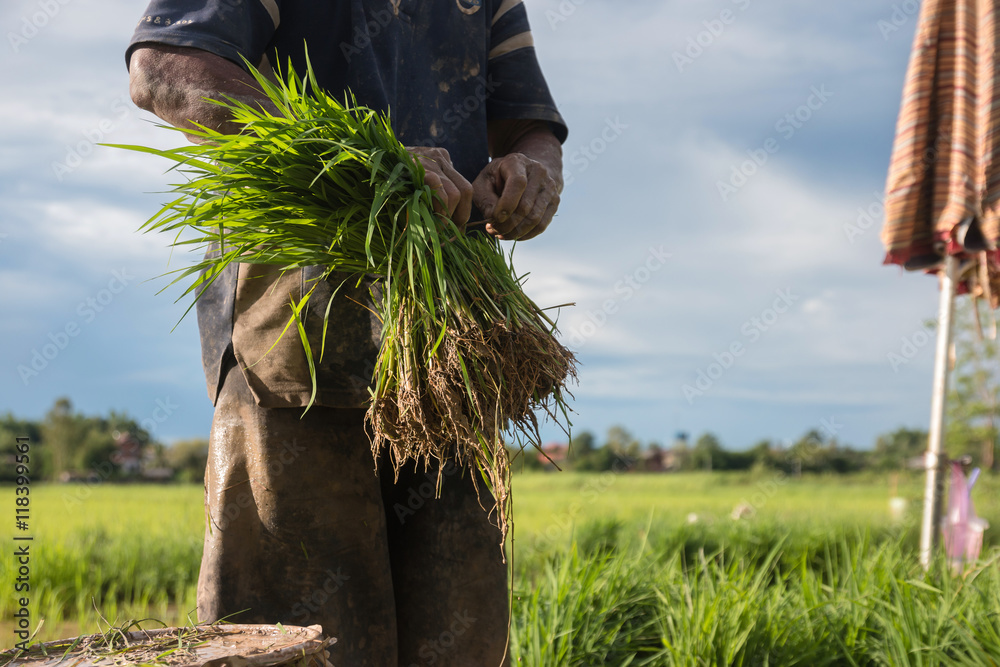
0 398 208 483
1 400 938 482
0 400 992 482
508 424 937 475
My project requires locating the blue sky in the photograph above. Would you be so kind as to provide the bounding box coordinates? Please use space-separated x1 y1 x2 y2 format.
0 0 941 451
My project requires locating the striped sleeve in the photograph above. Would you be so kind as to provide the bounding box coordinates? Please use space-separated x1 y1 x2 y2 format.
487 0 568 142
126 0 280 72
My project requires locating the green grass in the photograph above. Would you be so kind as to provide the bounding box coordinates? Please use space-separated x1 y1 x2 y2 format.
0 484 202 645
510 470 915 538
3 473 1000 665
511 535 1000 666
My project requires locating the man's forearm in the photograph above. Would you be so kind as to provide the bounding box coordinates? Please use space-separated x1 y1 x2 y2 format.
129 44 277 142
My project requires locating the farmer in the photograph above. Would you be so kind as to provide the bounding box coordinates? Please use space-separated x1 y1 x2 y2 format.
125 1 567 665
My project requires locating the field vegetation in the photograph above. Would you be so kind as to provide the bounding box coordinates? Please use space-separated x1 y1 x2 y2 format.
3 472 1000 665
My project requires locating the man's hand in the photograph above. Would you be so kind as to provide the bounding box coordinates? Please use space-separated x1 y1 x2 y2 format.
473 153 560 241
408 146 473 229
474 119 564 241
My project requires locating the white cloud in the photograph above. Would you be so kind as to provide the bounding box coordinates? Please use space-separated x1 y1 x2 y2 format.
26 199 172 268
571 360 674 400
529 0 885 108
0 268 67 308
718 384 900 406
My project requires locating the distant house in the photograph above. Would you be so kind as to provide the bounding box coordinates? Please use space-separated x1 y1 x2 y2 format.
141 467 175 482
111 432 174 480
669 431 692 471
644 445 669 472
537 442 569 469
111 432 144 476
643 445 685 472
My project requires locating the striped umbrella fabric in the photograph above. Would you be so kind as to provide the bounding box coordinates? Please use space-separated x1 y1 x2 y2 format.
883 0 1000 301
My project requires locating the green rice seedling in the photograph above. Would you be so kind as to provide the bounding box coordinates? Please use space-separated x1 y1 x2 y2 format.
510 514 1000 666
511 545 663 666
0 485 202 648
109 54 576 538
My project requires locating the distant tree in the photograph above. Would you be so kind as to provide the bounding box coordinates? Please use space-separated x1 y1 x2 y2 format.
75 429 117 474
719 448 756 472
605 426 640 460
692 433 724 472
571 426 639 472
41 398 85 479
573 446 622 472
567 430 596 461
106 411 152 448
165 439 210 482
786 429 826 475
781 429 867 475
749 439 777 470
0 413 46 481
872 427 928 471
38 398 154 480
823 445 868 474
946 300 1000 470
506 442 544 471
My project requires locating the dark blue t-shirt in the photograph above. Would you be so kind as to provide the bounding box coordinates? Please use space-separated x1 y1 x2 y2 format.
128 0 567 181
127 0 568 407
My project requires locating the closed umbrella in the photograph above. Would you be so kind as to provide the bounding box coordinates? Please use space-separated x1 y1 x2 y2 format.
883 0 1000 569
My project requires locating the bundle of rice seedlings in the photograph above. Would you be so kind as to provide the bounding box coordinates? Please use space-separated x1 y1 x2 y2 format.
113 56 575 540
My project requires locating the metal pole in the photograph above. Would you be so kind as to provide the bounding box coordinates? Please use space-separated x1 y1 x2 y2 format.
920 254 958 570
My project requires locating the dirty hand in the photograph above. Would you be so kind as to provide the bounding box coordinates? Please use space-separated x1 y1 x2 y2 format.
407 146 473 229
472 153 561 241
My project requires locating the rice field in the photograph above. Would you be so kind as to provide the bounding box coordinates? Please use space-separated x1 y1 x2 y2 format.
3 472 1000 665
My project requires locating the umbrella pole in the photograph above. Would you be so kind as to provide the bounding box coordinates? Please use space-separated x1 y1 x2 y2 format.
919 254 958 570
